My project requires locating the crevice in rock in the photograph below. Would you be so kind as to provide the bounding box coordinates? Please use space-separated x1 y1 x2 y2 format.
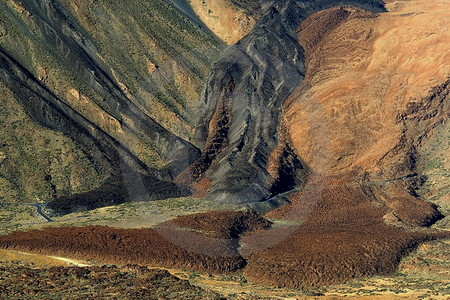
189 75 235 179
270 143 304 196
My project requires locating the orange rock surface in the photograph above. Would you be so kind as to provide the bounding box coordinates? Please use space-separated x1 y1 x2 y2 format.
284 0 449 176
189 0 257 44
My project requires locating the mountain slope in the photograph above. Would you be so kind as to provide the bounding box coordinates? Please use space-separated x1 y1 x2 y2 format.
241 0 450 287
0 0 223 207
1 0 447 221
281 0 449 223
0 0 449 290
183 0 387 206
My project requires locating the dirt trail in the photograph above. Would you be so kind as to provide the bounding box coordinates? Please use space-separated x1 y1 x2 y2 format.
0 249 90 267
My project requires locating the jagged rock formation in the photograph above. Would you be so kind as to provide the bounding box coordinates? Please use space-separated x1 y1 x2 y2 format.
188 0 386 205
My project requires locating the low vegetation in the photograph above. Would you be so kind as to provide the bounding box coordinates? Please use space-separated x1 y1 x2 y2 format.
0 261 223 300
0 197 236 235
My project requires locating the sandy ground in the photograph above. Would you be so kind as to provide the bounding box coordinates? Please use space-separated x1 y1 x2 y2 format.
0 249 90 267
188 0 256 44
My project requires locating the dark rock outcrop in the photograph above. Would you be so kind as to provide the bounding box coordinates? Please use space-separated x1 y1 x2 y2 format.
193 0 386 205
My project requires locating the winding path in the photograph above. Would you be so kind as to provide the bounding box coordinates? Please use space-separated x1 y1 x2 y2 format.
31 202 53 222
6 172 448 224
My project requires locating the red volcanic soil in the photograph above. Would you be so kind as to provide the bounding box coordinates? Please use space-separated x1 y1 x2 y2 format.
0 186 447 288
0 0 448 290
169 209 271 238
242 176 450 288
0 210 269 273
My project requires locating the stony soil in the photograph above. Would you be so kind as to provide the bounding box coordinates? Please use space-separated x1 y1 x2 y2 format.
0 262 223 300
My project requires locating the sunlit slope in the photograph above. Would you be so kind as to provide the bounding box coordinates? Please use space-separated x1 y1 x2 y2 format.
0 0 223 203
188 0 263 44
285 0 449 179
240 0 450 288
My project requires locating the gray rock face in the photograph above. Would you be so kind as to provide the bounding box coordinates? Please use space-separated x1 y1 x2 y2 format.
194 0 386 205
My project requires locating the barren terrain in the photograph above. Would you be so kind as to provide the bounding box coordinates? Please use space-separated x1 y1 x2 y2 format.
285 0 449 177
188 0 261 44
0 210 269 273
238 0 450 288
0 0 449 297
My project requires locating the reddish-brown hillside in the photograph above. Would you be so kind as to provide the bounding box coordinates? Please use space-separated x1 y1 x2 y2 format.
242 175 449 288
241 0 450 288
284 0 449 178
0 210 269 273
0 0 448 291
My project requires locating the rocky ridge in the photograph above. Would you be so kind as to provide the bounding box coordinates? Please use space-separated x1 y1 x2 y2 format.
187 0 386 206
